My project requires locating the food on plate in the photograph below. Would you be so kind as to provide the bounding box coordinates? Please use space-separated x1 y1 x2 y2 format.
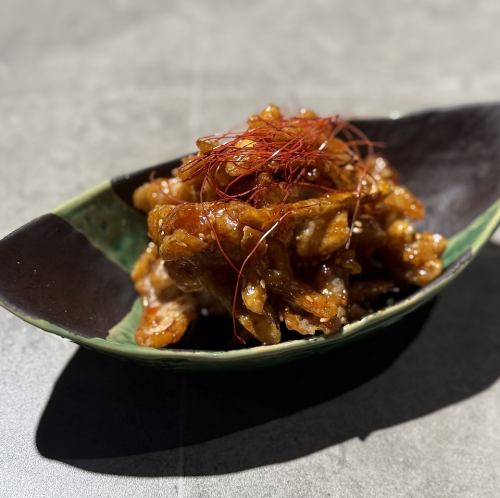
131 105 447 348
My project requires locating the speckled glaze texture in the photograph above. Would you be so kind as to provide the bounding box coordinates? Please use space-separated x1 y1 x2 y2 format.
0 104 499 370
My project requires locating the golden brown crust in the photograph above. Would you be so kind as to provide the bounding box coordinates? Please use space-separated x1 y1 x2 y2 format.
130 105 447 348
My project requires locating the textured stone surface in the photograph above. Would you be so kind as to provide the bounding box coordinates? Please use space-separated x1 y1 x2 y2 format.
0 1 499 496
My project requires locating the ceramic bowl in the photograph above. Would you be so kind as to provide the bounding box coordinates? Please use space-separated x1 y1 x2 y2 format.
1 103 499 370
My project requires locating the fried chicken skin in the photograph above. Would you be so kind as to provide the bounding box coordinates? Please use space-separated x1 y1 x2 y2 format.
131 105 446 348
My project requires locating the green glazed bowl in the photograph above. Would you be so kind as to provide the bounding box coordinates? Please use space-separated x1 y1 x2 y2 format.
0 103 499 370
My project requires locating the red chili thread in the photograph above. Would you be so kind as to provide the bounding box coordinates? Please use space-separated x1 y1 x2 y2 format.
173 111 381 341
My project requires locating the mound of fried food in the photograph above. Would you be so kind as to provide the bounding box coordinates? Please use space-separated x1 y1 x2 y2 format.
131 105 447 348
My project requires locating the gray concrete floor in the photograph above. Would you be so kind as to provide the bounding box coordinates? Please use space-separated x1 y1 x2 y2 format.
0 1 499 496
